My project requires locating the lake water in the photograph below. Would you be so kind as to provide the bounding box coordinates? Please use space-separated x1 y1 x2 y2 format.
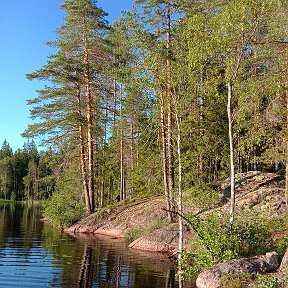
0 202 184 288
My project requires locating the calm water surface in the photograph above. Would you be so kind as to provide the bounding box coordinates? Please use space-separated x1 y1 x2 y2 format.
0 202 188 288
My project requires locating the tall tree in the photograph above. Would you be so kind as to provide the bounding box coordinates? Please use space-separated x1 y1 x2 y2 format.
24 0 110 214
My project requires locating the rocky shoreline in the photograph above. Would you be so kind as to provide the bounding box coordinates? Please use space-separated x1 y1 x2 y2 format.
63 171 288 287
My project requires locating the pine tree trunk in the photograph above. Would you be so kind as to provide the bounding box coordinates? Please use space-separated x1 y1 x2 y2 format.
113 78 117 130
76 83 91 214
83 16 95 213
227 81 235 229
100 95 108 208
130 117 134 196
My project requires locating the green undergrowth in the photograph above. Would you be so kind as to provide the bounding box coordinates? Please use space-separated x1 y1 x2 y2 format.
184 183 221 210
220 273 253 288
125 218 168 241
44 189 84 228
220 273 288 288
181 210 288 279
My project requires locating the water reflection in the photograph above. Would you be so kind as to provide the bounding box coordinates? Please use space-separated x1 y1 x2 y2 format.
0 203 188 288
77 245 93 288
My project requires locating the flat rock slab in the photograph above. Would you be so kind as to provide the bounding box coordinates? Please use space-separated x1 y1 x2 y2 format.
196 252 280 288
129 223 179 253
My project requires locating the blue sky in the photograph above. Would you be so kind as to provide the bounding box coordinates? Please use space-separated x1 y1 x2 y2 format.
0 0 134 152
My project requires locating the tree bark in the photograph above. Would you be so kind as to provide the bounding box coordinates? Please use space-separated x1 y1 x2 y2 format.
76 83 91 214
113 78 117 130
83 15 95 213
120 84 125 201
130 117 134 196
175 113 183 288
100 94 108 208
166 0 175 219
227 81 235 229
159 91 172 221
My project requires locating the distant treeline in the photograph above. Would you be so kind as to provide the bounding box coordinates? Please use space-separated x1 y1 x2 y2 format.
0 140 55 201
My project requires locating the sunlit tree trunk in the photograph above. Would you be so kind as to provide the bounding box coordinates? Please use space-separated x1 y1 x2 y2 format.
175 113 183 288
83 15 95 213
120 84 125 201
159 85 172 222
113 78 117 130
129 117 134 196
166 0 175 219
100 94 109 207
227 81 235 229
76 83 91 214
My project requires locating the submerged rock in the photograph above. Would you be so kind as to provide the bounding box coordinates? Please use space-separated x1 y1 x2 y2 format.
196 252 280 288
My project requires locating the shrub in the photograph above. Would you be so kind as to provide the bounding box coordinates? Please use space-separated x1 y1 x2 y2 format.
44 189 84 228
251 274 281 288
182 212 272 277
182 214 239 275
235 217 271 257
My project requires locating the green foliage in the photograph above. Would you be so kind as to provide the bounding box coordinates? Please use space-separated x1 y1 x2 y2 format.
235 212 271 257
251 274 281 288
44 159 84 228
146 218 166 232
220 273 252 288
182 212 273 277
125 217 167 242
185 184 221 210
182 214 239 275
44 189 84 229
125 227 145 241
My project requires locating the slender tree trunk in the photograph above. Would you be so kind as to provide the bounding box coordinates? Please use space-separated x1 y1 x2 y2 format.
159 88 172 222
120 84 125 201
198 75 204 183
286 87 288 207
227 81 235 229
83 16 95 213
175 113 183 288
100 95 108 207
135 117 139 167
166 0 175 219
130 117 134 196
76 83 91 214
113 78 117 130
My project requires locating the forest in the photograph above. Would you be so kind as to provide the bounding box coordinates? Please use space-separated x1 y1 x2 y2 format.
1 0 286 222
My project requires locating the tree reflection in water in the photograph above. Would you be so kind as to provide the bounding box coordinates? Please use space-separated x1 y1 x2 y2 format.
77 245 93 288
166 269 176 288
0 203 184 288
75 239 178 288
